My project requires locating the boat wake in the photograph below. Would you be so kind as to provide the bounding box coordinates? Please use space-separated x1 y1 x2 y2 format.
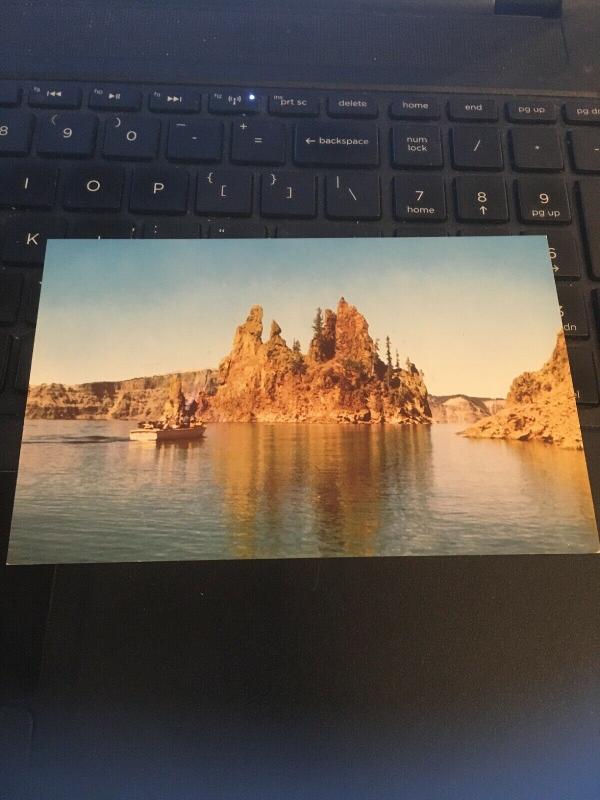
22 434 129 445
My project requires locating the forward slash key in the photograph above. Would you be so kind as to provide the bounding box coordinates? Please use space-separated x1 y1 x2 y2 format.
294 121 379 166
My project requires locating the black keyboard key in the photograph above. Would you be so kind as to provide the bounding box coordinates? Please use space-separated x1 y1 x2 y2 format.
521 230 581 279
102 116 160 161
594 288 600 335
578 182 600 279
22 280 40 325
391 125 443 169
294 121 378 166
149 89 200 113
231 120 285 166
89 87 142 111
325 173 380 220
389 96 439 120
545 230 581 279
564 101 600 125
141 220 201 238
0 111 34 156
36 112 98 158
567 347 599 405
166 119 223 163
458 227 512 236
0 273 22 324
451 127 503 170
0 162 58 209
1 216 66 265
396 226 446 236
556 284 588 338
260 171 316 218
0 85 21 108
208 222 266 238
393 175 446 222
68 218 135 238
130 167 189 214
196 170 253 216
517 177 571 224
510 127 563 171
455 176 508 222
506 100 557 123
14 332 34 392
0 335 11 390
208 90 259 115
268 94 319 117
569 130 600 173
63 166 125 211
327 95 377 119
28 84 81 109
276 223 381 238
448 97 498 122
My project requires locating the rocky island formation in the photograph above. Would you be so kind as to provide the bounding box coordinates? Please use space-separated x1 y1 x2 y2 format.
26 298 432 425
197 298 431 424
461 332 582 449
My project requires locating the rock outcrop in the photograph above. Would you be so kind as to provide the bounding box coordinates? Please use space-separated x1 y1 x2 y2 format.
460 332 582 449
26 298 432 425
197 298 432 424
429 394 506 424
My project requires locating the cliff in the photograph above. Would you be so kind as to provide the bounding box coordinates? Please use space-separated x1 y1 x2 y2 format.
429 395 506 424
26 370 216 420
197 298 432 424
460 332 582 449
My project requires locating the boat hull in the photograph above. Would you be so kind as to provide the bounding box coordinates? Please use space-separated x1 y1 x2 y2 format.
129 426 206 442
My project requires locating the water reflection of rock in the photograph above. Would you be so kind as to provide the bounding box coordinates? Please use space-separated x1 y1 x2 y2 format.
209 423 434 559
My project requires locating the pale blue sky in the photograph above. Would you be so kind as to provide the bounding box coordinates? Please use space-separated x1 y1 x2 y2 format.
33 237 560 397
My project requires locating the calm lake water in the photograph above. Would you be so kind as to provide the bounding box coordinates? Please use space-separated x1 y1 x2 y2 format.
7 420 599 563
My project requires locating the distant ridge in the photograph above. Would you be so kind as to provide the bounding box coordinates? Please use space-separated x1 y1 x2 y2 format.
428 394 506 424
26 370 216 420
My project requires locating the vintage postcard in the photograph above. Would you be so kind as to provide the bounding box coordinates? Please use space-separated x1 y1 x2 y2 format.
7 237 598 563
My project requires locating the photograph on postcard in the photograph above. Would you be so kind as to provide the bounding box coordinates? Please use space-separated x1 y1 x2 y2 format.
6 237 598 563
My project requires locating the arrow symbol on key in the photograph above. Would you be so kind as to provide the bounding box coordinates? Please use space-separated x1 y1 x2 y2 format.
305 137 316 144
479 205 487 215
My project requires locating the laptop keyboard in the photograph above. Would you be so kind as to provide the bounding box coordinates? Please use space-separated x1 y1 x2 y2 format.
1 80 600 457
